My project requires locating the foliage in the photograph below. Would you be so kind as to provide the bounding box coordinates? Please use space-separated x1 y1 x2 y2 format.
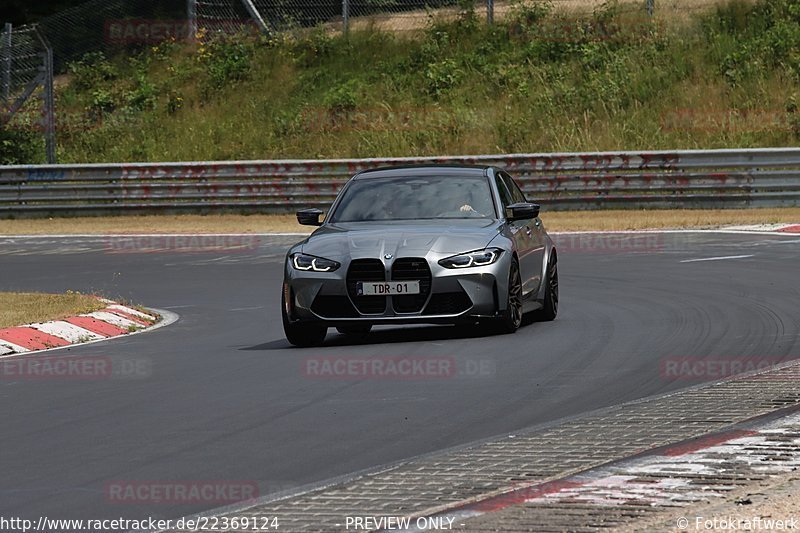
51 0 800 163
0 126 41 165
67 52 118 91
200 34 256 89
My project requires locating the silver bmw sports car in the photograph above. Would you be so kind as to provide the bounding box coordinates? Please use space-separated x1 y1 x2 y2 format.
281 165 558 347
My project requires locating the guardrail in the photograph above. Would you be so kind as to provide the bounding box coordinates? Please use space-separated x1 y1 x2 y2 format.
2 148 800 216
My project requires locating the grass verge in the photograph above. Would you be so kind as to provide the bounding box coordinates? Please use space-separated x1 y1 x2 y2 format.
0 292 106 329
6 0 800 164
0 208 798 235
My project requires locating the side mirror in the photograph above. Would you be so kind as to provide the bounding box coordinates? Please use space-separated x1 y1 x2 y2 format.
506 202 540 221
297 208 324 226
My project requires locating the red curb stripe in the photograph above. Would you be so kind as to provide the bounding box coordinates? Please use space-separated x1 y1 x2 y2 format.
661 429 757 456
0 327 71 350
104 308 151 326
64 316 128 338
777 224 800 233
470 479 585 512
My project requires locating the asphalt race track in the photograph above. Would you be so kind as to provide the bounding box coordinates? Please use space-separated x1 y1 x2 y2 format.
1 231 799 524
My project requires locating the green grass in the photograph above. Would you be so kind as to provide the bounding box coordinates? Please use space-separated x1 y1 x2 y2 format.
0 291 106 329
5 0 800 164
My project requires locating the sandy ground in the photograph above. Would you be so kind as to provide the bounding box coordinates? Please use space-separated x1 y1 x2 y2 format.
340 0 726 33
1 208 799 235
623 472 800 532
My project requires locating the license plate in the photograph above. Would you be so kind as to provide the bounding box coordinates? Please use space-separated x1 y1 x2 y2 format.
357 281 420 296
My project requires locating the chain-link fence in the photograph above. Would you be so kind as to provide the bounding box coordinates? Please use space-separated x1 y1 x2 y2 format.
0 0 670 163
35 0 185 70
193 0 663 34
2 0 184 163
192 0 472 34
0 24 55 163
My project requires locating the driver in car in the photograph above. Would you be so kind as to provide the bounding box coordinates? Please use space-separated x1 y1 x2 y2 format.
458 191 493 217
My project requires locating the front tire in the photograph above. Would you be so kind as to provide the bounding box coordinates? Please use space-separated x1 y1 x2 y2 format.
534 253 558 322
491 258 523 335
282 292 327 347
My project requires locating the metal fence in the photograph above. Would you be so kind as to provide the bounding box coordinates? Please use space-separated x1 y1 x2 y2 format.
2 148 799 217
0 0 701 167
2 0 185 165
5 0 670 74
0 25 55 164
34 0 186 70
193 0 653 35
194 0 492 35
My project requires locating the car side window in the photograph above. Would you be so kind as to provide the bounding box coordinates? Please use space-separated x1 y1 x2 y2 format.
494 175 513 209
501 172 527 204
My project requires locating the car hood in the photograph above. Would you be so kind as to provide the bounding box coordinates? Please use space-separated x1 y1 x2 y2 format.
301 220 503 259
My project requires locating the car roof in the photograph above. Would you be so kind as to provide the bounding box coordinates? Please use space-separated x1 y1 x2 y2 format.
352 165 494 179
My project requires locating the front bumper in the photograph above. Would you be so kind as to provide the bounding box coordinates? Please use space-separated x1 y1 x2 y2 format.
284 253 510 325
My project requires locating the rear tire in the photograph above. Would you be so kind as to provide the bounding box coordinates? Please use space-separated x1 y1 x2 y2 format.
534 253 558 322
282 293 327 347
490 258 523 335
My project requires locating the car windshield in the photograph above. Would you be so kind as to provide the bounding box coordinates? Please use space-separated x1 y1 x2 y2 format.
330 175 496 222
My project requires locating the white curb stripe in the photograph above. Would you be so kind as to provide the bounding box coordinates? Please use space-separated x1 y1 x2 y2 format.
106 304 156 321
0 308 177 361
29 321 105 343
85 311 139 329
680 254 755 263
0 340 30 354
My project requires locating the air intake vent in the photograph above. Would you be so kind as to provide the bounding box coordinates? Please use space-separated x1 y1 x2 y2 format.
424 291 473 315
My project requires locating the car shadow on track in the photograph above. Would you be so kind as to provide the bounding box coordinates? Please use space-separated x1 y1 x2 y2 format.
242 322 534 351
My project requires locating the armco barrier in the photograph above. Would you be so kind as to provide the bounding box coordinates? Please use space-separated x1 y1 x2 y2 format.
2 148 800 216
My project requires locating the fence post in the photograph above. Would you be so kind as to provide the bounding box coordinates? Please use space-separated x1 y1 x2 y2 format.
187 0 197 40
239 0 269 33
42 48 56 164
646 0 654 16
33 27 56 164
2 23 11 105
343 0 350 35
487 0 494 25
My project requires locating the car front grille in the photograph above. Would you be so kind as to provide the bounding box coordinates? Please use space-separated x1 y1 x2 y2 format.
391 257 432 313
424 290 473 315
346 259 387 314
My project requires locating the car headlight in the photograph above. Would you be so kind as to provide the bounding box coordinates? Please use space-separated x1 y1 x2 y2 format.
439 248 502 269
291 253 340 272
